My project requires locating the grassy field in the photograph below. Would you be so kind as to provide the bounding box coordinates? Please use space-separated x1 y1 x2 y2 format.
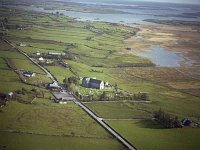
46 66 74 83
0 99 126 149
0 132 123 150
0 100 110 138
85 101 152 119
107 120 200 150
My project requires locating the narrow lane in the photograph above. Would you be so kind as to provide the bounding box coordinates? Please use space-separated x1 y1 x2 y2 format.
72 98 137 150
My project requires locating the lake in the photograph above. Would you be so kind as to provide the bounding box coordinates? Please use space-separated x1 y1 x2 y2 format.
7 0 200 26
137 46 194 67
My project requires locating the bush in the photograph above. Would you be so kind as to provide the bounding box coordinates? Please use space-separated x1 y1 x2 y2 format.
63 76 78 85
154 108 182 128
134 92 149 101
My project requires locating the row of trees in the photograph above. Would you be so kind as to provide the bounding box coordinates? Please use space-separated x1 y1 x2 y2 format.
154 109 182 128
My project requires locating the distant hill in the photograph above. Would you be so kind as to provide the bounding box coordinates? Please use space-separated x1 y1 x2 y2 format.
0 0 47 5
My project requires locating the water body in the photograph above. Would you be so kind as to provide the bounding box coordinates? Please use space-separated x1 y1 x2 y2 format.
137 46 194 67
4 1 198 67
7 1 200 26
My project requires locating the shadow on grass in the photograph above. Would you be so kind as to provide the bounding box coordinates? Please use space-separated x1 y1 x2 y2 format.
135 120 166 129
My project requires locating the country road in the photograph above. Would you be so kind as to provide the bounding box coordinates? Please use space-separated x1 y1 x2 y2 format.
73 98 137 150
2 37 137 150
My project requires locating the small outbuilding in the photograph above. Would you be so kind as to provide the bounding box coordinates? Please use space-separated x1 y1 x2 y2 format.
7 92 14 99
19 43 27 47
47 82 61 89
22 71 36 78
36 52 41 56
38 57 45 61
48 52 66 56
181 118 192 126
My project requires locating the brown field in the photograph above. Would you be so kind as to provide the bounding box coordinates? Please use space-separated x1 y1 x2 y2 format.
124 24 200 66
123 24 200 97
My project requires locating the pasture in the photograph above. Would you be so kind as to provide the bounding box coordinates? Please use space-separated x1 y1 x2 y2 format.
85 101 152 119
107 120 200 150
0 131 123 150
0 100 111 138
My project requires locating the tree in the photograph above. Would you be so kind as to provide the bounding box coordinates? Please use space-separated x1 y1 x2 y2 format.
67 83 78 93
3 18 8 24
63 78 68 84
68 76 78 85
153 108 182 128
140 93 149 101
114 84 118 92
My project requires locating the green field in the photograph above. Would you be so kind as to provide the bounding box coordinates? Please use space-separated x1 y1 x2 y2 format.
0 132 123 150
107 120 200 150
85 101 152 119
46 66 74 83
0 100 110 138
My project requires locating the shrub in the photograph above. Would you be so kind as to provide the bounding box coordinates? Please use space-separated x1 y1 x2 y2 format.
154 108 182 128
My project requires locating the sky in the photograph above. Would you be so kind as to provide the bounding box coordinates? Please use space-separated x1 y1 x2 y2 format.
139 0 200 4
73 0 200 4
88 0 200 4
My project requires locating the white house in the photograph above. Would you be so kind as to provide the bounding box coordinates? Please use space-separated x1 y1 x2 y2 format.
48 52 66 56
19 43 27 47
38 57 45 61
22 71 36 77
47 82 60 89
36 52 41 56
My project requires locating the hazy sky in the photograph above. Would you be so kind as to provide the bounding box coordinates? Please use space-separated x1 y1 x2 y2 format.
135 0 200 4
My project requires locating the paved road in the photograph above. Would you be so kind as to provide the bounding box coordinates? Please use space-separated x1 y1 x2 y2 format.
73 98 137 150
3 38 137 150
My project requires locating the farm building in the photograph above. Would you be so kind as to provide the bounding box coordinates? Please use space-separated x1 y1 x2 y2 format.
38 57 45 61
48 52 66 56
36 52 41 56
47 82 60 89
19 43 27 47
38 57 46 63
22 71 36 77
82 77 104 89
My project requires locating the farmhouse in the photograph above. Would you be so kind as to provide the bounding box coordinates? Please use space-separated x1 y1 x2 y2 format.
36 52 41 56
19 43 27 47
38 57 45 62
82 77 104 89
47 82 61 90
48 52 66 56
22 71 36 77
